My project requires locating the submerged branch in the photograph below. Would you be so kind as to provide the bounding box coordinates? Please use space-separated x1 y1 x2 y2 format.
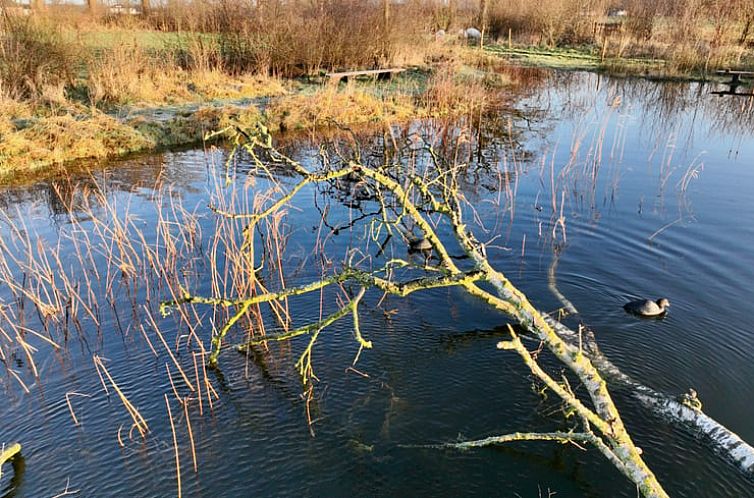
406 431 599 449
406 429 636 479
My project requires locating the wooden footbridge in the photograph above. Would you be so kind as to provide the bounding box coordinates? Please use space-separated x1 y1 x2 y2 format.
326 68 405 84
712 70 754 96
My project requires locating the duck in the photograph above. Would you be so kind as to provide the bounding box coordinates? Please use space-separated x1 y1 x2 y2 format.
623 297 670 317
408 238 432 253
679 388 703 412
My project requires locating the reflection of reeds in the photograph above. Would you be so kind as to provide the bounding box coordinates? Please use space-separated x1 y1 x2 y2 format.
678 155 705 193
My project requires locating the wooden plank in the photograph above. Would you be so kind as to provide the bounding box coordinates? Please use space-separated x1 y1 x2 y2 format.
711 90 754 97
715 69 754 76
326 68 405 79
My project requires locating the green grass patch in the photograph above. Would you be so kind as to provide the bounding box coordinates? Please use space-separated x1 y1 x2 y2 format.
485 45 667 71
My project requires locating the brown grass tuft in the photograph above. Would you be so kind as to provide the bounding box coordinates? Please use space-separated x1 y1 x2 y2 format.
266 86 419 132
0 15 80 100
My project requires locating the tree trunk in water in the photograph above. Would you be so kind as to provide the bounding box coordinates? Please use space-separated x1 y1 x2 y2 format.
171 126 754 495
545 316 754 475
178 127 670 496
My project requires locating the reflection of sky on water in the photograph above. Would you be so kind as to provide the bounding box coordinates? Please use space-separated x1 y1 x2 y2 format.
1 71 754 498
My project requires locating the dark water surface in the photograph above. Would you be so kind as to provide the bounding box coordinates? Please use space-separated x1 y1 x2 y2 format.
2 72 754 497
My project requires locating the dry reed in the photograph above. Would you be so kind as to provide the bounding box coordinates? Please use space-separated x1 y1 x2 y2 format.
165 394 182 498
93 355 149 437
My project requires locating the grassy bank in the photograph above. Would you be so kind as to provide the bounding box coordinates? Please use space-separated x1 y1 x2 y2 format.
0 10 532 183
485 0 754 76
0 11 446 180
0 100 264 180
485 45 666 73
485 44 754 81
0 58 529 183
3 1 753 182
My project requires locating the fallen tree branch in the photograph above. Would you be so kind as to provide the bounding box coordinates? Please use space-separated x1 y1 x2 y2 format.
403 429 634 474
165 125 671 495
548 316 754 474
544 264 754 475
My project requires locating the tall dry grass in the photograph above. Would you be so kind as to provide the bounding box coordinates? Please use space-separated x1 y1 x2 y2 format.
85 29 287 106
422 62 491 117
1 13 289 110
0 14 80 100
148 0 441 76
87 43 190 105
4 0 754 93
266 85 419 132
487 0 609 45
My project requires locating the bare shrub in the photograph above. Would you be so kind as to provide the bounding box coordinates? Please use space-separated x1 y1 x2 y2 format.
147 0 432 77
487 0 607 46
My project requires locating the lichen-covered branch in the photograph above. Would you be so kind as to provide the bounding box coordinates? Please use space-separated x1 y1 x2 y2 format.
407 431 601 449
163 125 668 496
164 262 485 366
498 326 611 438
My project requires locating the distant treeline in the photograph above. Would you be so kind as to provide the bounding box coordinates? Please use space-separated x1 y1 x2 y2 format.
6 0 753 47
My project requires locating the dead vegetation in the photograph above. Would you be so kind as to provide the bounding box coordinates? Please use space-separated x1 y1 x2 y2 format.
488 0 754 73
2 0 752 176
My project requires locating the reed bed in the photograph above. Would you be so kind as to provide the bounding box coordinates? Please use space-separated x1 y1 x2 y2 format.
0 144 326 492
0 174 229 476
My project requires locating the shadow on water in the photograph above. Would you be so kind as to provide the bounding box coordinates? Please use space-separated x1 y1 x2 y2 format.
1 456 25 498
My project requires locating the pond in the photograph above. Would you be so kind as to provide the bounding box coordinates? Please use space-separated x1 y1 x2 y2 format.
1 71 753 497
